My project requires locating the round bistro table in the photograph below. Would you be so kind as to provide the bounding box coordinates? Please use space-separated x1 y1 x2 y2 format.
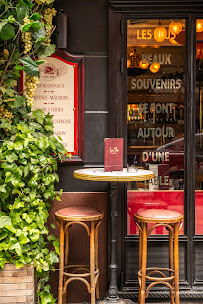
74 168 155 304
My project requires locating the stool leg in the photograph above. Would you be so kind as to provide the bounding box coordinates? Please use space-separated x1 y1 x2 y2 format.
58 219 65 304
138 222 143 304
169 226 174 304
174 223 180 304
63 223 69 304
90 220 96 304
65 223 69 266
95 223 99 299
140 222 147 304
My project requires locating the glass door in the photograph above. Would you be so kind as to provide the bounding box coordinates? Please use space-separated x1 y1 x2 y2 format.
127 19 185 235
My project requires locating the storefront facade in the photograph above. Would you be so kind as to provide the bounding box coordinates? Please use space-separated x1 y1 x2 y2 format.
52 0 203 301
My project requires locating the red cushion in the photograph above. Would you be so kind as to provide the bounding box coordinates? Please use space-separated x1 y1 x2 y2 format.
57 207 102 217
136 208 182 220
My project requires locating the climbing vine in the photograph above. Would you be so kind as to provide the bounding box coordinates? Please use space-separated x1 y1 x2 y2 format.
0 0 68 303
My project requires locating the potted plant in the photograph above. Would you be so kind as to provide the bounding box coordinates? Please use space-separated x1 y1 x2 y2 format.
0 0 69 302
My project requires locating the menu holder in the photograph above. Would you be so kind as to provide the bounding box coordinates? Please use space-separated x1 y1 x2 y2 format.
104 138 123 172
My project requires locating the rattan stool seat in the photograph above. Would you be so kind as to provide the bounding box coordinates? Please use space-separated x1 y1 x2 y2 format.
134 208 183 304
55 206 103 221
135 208 183 223
56 206 104 304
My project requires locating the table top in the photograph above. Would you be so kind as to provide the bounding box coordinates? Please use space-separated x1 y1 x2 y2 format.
74 168 155 182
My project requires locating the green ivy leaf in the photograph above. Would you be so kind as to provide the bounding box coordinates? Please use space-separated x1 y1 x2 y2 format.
20 56 40 77
50 222 55 229
44 285 51 293
0 184 7 193
48 251 59 264
16 260 25 268
32 109 44 124
24 0 33 8
10 242 22 256
14 141 24 151
0 216 15 233
0 20 8 33
0 24 15 41
30 230 40 242
19 235 30 245
37 44 56 59
10 175 20 188
0 231 8 241
34 36 46 48
53 239 59 255
17 122 32 134
8 15 16 23
40 291 54 304
8 95 25 108
0 256 7 270
35 59 46 66
5 152 18 162
16 1 29 23
13 200 24 209
22 213 34 224
30 12 41 21
21 20 41 33
32 23 45 40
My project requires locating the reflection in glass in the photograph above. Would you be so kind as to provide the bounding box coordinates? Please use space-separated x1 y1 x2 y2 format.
195 20 203 235
127 19 185 235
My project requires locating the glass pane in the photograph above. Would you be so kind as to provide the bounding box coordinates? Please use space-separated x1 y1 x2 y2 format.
127 19 185 235
195 19 203 235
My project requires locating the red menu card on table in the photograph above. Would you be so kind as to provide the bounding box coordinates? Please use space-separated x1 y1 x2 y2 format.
104 138 123 172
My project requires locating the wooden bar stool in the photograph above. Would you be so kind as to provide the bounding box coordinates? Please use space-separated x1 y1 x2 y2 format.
55 207 104 304
134 209 183 304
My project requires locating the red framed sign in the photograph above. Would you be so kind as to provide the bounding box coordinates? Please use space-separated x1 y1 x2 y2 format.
22 50 84 162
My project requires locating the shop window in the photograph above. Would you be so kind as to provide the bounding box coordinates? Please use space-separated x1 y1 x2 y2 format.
195 19 203 235
127 19 185 235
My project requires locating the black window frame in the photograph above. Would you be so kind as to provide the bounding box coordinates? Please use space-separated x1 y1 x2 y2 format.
108 0 203 299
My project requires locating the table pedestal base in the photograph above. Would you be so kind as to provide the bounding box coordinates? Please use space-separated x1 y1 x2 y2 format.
98 297 135 304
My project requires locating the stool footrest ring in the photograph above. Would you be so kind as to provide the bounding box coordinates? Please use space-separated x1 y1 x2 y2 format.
63 264 99 278
138 267 175 282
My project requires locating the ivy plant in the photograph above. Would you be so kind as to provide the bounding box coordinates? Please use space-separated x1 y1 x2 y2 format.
0 0 69 303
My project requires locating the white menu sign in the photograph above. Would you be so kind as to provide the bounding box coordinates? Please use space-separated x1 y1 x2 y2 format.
32 55 77 153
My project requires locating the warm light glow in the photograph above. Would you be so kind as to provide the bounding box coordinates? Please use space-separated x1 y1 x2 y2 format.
150 62 160 73
197 20 203 32
127 59 131 68
169 37 178 45
169 21 182 35
154 26 167 42
139 60 149 69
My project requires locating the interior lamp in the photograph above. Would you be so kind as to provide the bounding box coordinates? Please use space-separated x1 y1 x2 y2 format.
150 62 160 73
197 20 203 32
127 59 131 68
139 60 149 69
169 37 178 44
154 26 167 42
169 21 182 35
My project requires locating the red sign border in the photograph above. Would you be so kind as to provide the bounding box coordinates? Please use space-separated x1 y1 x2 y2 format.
51 54 78 156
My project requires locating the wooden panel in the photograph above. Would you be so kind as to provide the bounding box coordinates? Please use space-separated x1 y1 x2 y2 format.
0 277 33 283
85 113 108 163
85 57 108 111
0 264 34 303
0 270 28 277
55 0 108 54
194 242 203 281
0 297 27 303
